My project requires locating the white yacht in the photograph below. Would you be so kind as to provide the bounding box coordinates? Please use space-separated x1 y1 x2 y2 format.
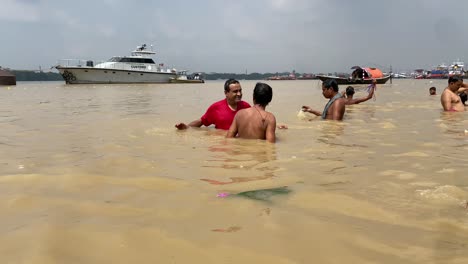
448 60 465 77
55 44 177 84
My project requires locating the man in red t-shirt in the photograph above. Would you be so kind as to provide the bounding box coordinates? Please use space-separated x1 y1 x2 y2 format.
175 79 251 130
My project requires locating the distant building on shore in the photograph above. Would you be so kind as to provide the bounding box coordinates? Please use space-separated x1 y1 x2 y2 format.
0 68 16 85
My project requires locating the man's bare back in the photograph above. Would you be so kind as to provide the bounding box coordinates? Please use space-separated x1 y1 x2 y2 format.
324 98 346 120
227 106 276 143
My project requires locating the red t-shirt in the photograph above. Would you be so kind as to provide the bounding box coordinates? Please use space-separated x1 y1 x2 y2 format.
200 99 251 130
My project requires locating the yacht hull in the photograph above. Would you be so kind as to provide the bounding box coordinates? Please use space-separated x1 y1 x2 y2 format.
56 67 177 84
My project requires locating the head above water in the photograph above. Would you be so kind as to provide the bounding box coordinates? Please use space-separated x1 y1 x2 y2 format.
429 86 436 95
224 78 240 92
253 82 273 107
224 78 242 105
345 86 355 96
448 75 463 85
322 79 339 92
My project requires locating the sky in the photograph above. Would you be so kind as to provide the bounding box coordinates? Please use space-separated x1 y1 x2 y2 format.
1 0 467 73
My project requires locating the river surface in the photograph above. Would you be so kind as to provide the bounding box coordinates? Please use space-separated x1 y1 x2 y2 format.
0 79 467 263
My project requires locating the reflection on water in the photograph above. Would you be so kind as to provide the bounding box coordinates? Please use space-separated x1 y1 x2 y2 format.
235 186 292 202
1 80 468 263
200 140 278 186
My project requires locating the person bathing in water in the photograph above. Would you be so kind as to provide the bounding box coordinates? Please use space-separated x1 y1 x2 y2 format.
441 75 468 112
301 79 346 120
342 79 376 105
226 82 276 143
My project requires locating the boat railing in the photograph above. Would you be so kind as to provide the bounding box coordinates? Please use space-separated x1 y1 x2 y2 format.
56 59 104 68
56 59 176 73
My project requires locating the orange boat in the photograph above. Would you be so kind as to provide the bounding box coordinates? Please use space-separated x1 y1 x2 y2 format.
316 66 390 85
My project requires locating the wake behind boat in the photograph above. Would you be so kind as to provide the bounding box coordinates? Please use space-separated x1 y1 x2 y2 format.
316 66 390 85
55 44 177 84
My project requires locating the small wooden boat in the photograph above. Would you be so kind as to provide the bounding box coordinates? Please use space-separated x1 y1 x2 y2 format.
316 75 390 85
317 67 390 85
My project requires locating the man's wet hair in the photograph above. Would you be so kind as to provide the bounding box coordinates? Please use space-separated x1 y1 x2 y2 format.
253 82 273 107
323 79 339 92
345 86 355 96
224 78 240 92
448 75 463 84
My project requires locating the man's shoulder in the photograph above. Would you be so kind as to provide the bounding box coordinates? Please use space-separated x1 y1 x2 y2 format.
237 107 254 115
335 98 347 106
207 99 227 109
239 101 251 108
441 88 456 98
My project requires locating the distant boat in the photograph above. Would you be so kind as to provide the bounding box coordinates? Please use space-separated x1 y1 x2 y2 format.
316 67 391 85
448 60 465 77
266 71 296 80
427 63 449 79
0 68 16 85
55 44 177 84
170 71 204 83
297 74 317 80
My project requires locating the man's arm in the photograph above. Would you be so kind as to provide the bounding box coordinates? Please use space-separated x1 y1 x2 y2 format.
457 87 468 93
331 100 346 120
350 85 375 104
226 115 238 138
175 119 203 130
441 91 453 111
266 115 277 143
302 106 322 116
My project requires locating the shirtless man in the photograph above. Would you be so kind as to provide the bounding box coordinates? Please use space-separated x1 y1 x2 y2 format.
342 79 376 105
301 79 346 120
441 76 466 112
226 82 276 143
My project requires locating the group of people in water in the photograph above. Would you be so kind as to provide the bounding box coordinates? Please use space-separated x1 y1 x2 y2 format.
175 76 467 143
175 78 378 143
175 79 278 142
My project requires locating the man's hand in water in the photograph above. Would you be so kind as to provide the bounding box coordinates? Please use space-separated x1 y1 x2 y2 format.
301 106 311 112
301 106 321 116
175 123 188 130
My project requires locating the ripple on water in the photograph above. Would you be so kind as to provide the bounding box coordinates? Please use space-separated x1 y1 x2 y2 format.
378 122 396 129
379 170 418 180
416 185 467 206
391 151 429 157
436 168 456 174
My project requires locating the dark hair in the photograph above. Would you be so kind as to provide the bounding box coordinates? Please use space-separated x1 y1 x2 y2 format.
323 79 339 92
429 87 436 91
253 82 273 107
460 92 468 105
448 75 463 84
224 78 240 92
345 86 355 96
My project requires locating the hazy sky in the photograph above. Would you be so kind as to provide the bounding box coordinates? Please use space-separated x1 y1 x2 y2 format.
1 0 467 73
